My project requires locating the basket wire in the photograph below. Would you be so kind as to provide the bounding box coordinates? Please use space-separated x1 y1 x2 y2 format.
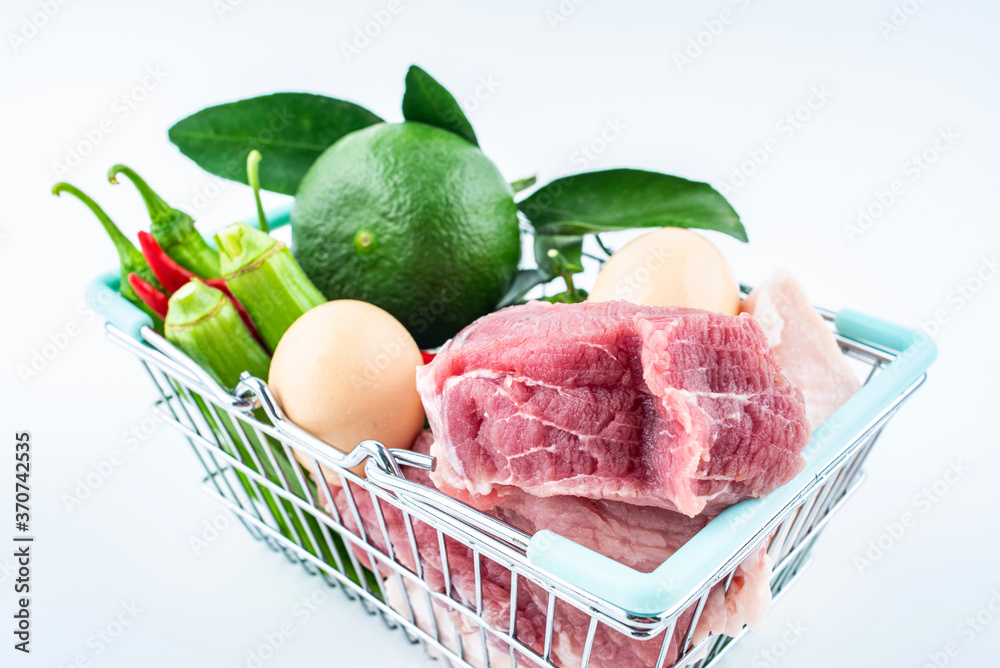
101 299 920 668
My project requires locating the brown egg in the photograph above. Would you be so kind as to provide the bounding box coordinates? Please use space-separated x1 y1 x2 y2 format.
268 300 425 484
588 228 740 315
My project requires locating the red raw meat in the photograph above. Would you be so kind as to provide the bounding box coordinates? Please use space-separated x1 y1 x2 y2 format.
741 269 861 431
417 300 810 517
331 433 772 668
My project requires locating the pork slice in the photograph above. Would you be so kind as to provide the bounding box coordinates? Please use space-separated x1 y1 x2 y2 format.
382 576 512 668
741 270 861 431
331 434 773 668
492 491 773 667
417 300 810 517
492 491 710 573
331 444 562 664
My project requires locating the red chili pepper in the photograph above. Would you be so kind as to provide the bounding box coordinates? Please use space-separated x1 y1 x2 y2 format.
138 231 195 293
420 350 436 365
128 273 169 320
138 230 267 348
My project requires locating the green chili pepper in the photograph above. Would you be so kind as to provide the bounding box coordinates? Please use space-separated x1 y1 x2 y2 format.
107 164 221 278
52 182 164 330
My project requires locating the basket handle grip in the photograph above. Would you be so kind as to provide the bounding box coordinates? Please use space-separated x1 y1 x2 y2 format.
527 308 937 617
86 271 154 342
85 203 293 342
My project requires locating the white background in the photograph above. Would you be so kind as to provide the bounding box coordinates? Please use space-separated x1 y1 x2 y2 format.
2 0 999 666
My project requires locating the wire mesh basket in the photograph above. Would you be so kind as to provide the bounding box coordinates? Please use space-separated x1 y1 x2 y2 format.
85 208 936 668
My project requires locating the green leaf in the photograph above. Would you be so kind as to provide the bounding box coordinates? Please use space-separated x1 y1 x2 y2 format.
496 268 551 308
518 168 747 242
495 236 585 308
536 235 586 304
534 234 583 276
510 175 537 194
540 288 589 304
401 65 478 146
494 235 587 309
168 93 384 195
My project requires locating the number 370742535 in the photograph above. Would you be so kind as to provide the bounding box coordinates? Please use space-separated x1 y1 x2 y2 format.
15 432 30 528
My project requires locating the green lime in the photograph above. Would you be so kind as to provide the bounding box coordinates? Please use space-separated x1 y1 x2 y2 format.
291 122 520 348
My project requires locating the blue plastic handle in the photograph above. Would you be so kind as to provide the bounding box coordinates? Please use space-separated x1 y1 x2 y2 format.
85 270 154 341
527 308 937 617
85 203 294 342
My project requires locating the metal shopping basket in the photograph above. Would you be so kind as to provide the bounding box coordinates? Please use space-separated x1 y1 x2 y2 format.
85 205 936 668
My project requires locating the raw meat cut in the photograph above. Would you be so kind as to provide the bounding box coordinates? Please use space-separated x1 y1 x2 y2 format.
491 491 774 664
416 300 810 517
382 576 512 667
741 270 861 431
492 490 711 572
331 433 773 668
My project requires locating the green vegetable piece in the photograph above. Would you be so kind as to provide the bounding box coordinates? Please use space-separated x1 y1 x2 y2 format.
496 236 587 308
543 248 586 304
510 175 537 194
164 285 326 561
541 288 589 304
534 234 584 277
402 65 478 146
52 182 164 329
165 279 270 390
107 164 221 278
166 278 362 578
494 235 583 308
168 93 384 195
216 222 325 351
246 150 268 234
518 168 748 242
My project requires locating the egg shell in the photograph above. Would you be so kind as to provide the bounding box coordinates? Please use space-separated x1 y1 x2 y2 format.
268 300 425 482
588 228 740 315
